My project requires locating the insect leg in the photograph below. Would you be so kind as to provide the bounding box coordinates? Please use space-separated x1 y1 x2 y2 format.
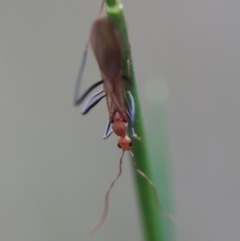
82 89 106 115
97 0 105 19
73 0 106 107
126 100 136 137
74 79 103 106
126 91 138 138
126 111 138 139
126 91 135 124
103 120 113 139
74 48 88 105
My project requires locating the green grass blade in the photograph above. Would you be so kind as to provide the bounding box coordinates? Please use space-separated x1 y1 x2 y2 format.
105 1 175 240
145 79 176 241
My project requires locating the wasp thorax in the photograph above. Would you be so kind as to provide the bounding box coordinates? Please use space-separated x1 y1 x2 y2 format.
112 113 128 137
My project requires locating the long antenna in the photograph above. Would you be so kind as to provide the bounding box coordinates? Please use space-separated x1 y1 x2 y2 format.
89 151 125 234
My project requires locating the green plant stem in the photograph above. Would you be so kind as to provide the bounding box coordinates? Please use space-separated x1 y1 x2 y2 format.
145 79 176 241
105 0 117 8
105 1 175 241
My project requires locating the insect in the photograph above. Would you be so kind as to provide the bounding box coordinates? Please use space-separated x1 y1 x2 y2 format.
74 4 175 234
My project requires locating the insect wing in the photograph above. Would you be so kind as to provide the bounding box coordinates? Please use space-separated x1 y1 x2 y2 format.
90 17 127 117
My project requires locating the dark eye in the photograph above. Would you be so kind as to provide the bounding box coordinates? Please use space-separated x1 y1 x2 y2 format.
117 143 121 149
129 141 132 147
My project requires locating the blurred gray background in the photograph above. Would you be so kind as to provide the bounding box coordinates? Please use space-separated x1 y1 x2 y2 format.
0 0 239 240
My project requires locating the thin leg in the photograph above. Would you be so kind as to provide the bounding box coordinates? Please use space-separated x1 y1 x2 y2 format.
97 0 105 19
74 49 87 105
82 95 105 115
126 110 138 139
82 89 106 115
73 41 103 106
126 91 138 138
74 79 103 106
126 91 135 123
74 0 105 107
84 0 105 49
103 120 113 139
